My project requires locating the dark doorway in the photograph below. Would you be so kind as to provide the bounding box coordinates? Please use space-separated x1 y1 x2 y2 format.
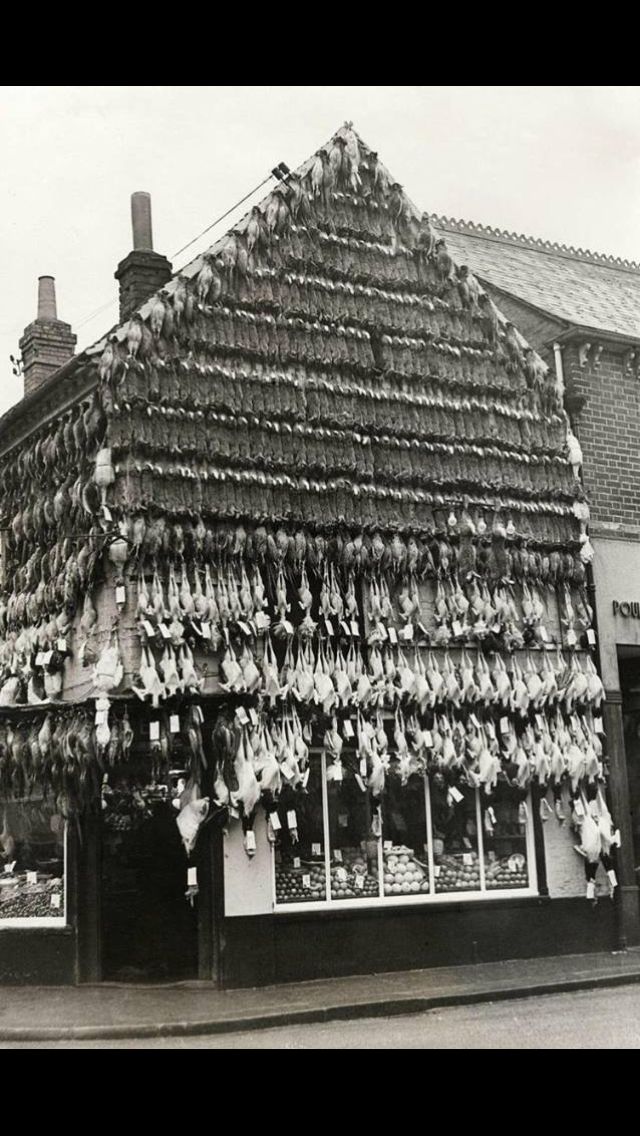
101 796 198 983
619 651 640 875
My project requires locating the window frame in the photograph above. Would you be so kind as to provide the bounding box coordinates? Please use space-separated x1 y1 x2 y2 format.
0 819 68 931
272 751 538 914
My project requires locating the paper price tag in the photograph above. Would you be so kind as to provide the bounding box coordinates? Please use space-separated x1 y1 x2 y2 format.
452 620 463 638
311 843 322 856
238 621 253 636
587 629 597 646
376 622 388 641
141 620 155 638
566 628 578 646
169 714 180 734
449 786 464 804
535 714 545 731
50 893 61 910
341 621 351 637
187 867 198 886
509 861 518 873
336 867 348 882
500 717 510 735
573 799 585 818
115 585 126 605
488 807 497 825
462 853 473 866
301 767 310 789
35 652 45 666
200 621 212 640
403 624 414 641
388 627 398 645
235 706 250 725
332 763 343 783
254 612 270 630
383 841 393 851
293 856 301 869
245 830 256 853
539 626 548 642
57 638 67 653
355 774 366 792
359 757 368 776
434 865 441 878
355 874 365 890
470 714 480 729
338 813 349 828
40 651 53 666
102 505 113 521
351 621 360 637
149 721 160 742
325 619 335 636
594 717 605 735
423 730 433 748
26 871 38 885
302 874 311 889
159 623 171 640
334 850 343 862
269 812 281 832
343 719 354 739
248 708 259 726
287 811 298 830
280 763 294 781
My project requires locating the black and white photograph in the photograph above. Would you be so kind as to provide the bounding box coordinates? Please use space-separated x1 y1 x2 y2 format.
1 84 640 1049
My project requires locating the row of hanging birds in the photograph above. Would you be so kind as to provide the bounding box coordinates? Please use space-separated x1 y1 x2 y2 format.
0 708 105 816
111 363 569 458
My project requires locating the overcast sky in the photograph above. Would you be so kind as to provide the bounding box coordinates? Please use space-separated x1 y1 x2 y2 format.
2 85 640 416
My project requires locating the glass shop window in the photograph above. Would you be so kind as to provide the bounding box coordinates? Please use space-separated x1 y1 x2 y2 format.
0 793 66 925
272 753 536 910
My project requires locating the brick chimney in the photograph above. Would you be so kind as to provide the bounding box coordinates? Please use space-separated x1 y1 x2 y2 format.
114 192 172 322
19 277 77 397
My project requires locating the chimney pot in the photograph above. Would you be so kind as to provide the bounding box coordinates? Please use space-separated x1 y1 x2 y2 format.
37 276 57 321
131 191 153 251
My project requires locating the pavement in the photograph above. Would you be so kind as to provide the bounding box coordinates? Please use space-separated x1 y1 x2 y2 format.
3 948 640 1041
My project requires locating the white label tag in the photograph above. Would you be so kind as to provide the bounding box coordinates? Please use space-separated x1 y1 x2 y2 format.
343 719 354 738
287 810 297 830
539 626 548 642
470 714 480 729
355 874 365 890
403 624 414 641
102 505 113 521
57 639 67 653
500 717 510 735
423 730 433 747
388 627 398 645
434 865 441 878
149 721 160 741
312 842 322 856
41 651 53 666
245 830 256 852
115 585 126 605
587 629 596 646
336 867 348 882
333 849 343 863
50 893 61 910
238 621 252 636
35 652 45 666
574 799 585 818
449 786 464 804
452 620 463 638
341 621 351 637
488 807 497 824
383 840 393 851
302 874 311 888
355 774 366 792
187 867 198 886
325 619 334 636
169 714 180 734
594 717 605 735
351 621 360 637
566 628 577 646
254 612 270 630
159 623 171 640
283 620 295 635
301 767 310 789
463 853 473 866
332 763 343 783
248 708 259 726
359 756 367 776
509 861 518 873
269 812 281 832
536 714 545 731
293 856 301 868
235 706 250 725
280 763 294 781
26 871 38 885
200 621 212 640
141 620 155 638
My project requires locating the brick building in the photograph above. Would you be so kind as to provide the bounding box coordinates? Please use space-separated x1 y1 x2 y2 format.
438 217 640 945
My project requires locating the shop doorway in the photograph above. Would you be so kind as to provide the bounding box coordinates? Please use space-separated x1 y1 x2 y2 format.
101 787 198 983
619 650 640 875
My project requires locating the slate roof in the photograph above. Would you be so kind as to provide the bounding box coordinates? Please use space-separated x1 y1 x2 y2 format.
435 218 640 341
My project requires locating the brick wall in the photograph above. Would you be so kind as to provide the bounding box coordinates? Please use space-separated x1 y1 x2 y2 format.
563 343 640 529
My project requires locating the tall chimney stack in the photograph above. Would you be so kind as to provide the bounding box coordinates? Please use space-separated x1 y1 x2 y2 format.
115 192 172 322
18 276 77 397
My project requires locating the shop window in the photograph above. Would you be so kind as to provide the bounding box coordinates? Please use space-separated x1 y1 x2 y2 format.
273 751 536 910
0 792 66 926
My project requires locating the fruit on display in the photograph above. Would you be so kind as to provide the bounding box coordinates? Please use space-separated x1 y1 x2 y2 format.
485 852 529 890
275 862 326 904
383 844 430 896
0 873 64 920
434 851 481 892
329 854 379 899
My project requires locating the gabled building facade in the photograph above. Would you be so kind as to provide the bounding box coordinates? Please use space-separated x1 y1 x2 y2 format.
0 129 618 988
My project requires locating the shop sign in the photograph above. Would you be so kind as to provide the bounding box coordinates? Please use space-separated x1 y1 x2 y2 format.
613 601 640 618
